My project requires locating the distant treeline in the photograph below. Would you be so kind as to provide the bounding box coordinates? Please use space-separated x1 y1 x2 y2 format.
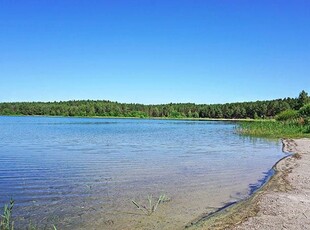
0 91 309 119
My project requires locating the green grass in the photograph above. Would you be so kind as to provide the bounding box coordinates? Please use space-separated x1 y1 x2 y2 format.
0 199 57 230
237 120 310 138
0 199 14 230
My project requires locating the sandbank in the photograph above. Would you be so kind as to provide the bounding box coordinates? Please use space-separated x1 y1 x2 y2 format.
187 138 310 230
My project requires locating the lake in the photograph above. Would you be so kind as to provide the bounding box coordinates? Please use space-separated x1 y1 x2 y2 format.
0 116 284 229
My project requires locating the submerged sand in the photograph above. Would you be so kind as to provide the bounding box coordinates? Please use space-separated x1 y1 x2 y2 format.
188 138 310 230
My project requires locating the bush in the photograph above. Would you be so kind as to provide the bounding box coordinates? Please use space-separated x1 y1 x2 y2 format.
299 103 310 117
275 109 299 121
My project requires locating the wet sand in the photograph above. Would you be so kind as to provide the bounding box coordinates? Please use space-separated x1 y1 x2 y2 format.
188 138 310 230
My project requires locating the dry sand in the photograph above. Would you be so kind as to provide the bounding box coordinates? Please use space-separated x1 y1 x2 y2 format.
188 138 310 230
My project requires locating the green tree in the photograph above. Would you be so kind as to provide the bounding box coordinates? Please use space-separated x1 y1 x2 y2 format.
299 104 310 117
193 111 199 118
297 90 310 109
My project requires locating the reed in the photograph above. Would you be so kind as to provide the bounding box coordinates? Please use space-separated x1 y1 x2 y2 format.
237 120 310 138
0 199 14 230
131 194 170 216
0 199 57 230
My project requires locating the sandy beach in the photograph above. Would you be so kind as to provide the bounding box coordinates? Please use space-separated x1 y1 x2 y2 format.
188 138 310 230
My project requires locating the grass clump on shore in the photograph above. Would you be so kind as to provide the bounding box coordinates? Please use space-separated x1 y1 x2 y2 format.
238 103 310 138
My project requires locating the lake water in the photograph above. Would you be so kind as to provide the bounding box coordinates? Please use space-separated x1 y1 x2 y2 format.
0 116 284 229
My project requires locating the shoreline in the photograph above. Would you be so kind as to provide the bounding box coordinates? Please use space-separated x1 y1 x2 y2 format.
187 138 310 230
0 114 258 122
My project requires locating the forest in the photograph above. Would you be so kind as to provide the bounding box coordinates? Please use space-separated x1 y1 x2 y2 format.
0 91 309 119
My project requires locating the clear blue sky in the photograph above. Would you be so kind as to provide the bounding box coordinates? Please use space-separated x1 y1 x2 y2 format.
1 0 309 104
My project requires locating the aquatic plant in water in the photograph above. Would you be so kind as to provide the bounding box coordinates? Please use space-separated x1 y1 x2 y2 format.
131 194 170 216
0 199 57 230
0 199 14 230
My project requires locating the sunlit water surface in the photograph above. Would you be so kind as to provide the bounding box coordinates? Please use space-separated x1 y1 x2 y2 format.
0 116 284 229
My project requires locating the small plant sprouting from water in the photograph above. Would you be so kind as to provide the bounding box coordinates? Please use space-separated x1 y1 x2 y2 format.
131 194 170 216
0 198 14 230
0 199 57 230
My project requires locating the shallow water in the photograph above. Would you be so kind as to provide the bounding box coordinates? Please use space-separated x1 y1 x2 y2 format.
0 116 284 229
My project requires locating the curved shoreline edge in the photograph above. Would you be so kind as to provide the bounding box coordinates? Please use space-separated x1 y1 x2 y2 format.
186 138 308 230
